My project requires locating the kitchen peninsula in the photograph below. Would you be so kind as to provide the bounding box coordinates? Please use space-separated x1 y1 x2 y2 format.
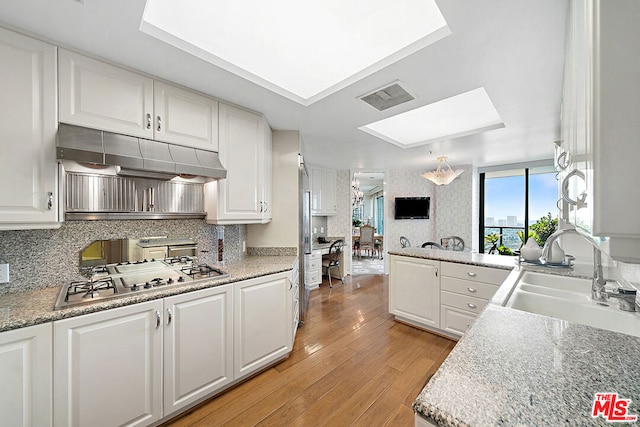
388 248 640 426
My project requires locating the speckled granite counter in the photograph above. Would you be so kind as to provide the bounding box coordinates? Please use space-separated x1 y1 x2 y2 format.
0 255 296 333
414 304 640 426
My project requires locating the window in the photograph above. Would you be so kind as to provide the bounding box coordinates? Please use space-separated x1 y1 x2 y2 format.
479 164 557 254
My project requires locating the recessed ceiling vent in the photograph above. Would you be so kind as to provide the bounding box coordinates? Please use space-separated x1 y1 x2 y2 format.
359 81 415 111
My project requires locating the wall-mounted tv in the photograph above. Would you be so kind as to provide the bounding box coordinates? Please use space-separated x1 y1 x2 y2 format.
394 197 430 219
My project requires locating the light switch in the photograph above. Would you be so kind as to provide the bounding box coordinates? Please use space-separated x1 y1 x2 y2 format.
313 228 317 234
320 227 324 233
0 261 9 283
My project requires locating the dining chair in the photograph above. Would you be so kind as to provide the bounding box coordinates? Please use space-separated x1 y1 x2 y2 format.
400 236 411 248
441 236 465 251
322 239 344 288
358 225 375 258
422 242 445 249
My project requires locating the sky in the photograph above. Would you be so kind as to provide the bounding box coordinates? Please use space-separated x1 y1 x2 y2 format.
485 173 557 224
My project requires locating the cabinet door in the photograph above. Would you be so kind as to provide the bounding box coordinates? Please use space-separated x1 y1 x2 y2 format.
153 81 219 151
310 166 322 215
322 168 337 215
389 256 440 329
0 323 52 427
59 49 154 138
260 118 272 220
0 28 59 229
234 272 291 379
163 285 233 416
206 103 265 224
54 300 163 427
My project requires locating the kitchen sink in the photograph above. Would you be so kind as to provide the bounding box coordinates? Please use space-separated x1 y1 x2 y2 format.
504 271 640 337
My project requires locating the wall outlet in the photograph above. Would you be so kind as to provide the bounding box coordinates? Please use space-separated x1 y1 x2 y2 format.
0 262 9 283
320 227 324 233
313 228 317 234
242 241 246 253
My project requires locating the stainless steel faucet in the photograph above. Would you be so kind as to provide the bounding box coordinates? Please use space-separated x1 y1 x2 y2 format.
541 228 638 312
541 228 607 301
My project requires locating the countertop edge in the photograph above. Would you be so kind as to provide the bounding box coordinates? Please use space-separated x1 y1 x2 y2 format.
0 255 297 333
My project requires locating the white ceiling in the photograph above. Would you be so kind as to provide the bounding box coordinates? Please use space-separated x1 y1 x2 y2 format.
0 0 568 172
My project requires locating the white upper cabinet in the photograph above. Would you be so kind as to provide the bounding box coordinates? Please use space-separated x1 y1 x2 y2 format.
205 103 272 224
59 49 154 139
309 166 337 216
59 49 219 151
153 81 219 151
0 28 59 229
561 0 640 262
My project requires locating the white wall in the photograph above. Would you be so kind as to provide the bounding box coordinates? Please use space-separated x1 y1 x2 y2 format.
385 169 437 252
327 170 352 274
247 130 300 248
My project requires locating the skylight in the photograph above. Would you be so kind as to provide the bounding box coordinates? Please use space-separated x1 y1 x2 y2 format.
140 0 450 105
358 87 505 148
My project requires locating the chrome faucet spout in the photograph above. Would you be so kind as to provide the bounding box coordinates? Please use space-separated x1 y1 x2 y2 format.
541 227 606 301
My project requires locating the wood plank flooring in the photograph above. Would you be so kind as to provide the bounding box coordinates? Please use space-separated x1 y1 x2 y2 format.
162 273 456 427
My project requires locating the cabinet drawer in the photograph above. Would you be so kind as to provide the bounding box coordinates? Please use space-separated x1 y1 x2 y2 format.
305 257 321 270
305 269 321 286
440 291 487 314
441 277 499 300
440 306 477 336
441 262 510 285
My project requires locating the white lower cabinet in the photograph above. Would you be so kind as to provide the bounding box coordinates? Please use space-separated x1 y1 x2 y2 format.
234 272 291 379
439 262 509 337
0 323 52 427
163 284 233 416
304 250 322 289
389 255 440 329
53 272 293 426
53 300 163 427
390 256 511 338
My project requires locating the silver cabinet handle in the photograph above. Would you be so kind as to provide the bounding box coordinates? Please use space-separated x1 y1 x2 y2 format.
155 310 161 329
47 192 53 210
467 272 477 277
146 113 152 129
467 303 477 309
157 116 162 132
167 308 173 325
467 287 477 293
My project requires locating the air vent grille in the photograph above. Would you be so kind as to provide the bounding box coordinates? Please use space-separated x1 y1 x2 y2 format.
359 82 414 111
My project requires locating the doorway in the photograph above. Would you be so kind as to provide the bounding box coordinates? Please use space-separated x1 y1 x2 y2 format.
351 171 385 275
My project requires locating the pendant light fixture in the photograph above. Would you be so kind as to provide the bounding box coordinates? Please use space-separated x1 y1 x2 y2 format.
352 176 364 207
422 156 464 185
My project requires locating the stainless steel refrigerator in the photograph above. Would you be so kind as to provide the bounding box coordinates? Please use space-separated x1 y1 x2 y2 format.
298 156 311 324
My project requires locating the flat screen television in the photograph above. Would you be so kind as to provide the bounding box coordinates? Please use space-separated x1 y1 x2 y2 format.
394 197 430 219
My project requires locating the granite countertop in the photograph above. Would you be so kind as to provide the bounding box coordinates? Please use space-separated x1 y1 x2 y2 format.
0 255 296 333
414 304 640 426
388 248 517 271
311 236 345 251
403 250 639 426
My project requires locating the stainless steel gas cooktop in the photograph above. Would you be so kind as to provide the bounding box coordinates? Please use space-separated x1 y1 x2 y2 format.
55 256 229 310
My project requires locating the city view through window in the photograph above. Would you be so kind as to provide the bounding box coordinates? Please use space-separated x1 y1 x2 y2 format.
483 169 558 253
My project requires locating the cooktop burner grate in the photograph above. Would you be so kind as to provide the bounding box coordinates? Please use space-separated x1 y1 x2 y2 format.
66 277 117 301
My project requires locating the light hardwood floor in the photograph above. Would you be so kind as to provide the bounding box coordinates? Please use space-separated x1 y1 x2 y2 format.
163 273 456 426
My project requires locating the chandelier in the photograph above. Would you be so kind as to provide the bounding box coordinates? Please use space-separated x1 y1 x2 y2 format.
352 176 364 207
422 156 464 185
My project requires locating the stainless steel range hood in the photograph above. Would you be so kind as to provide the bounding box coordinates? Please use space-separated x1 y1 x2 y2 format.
56 124 227 179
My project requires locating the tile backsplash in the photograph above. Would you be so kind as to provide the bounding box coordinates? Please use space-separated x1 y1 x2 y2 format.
0 220 244 294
